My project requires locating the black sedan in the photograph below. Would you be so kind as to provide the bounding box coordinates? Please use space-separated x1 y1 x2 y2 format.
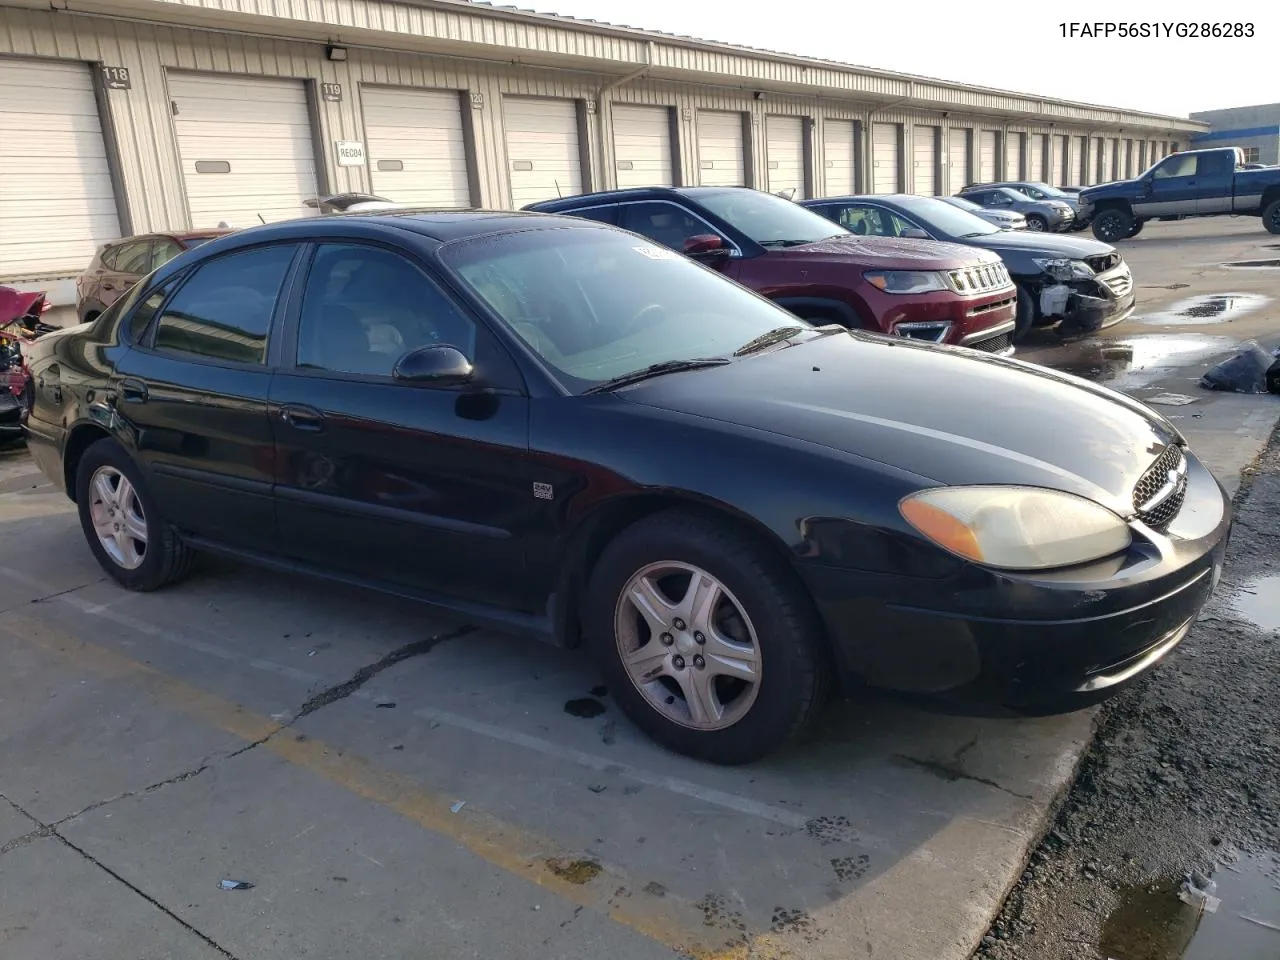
802 194 1136 342
20 211 1229 764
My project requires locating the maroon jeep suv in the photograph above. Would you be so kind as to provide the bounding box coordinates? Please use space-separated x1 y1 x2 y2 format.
527 187 1017 354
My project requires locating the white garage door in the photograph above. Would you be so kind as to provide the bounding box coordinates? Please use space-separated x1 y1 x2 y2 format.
765 115 805 198
979 131 998 182
611 104 673 189
1078 137 1091 184
1094 137 1106 183
169 73 319 230
822 119 857 196
1028 134 1045 181
871 123 900 194
503 97 582 207
1051 135 1068 187
912 126 938 196
1006 133 1024 180
1100 138 1115 182
0 57 120 279
947 129 970 195
696 111 745 187
362 86 470 208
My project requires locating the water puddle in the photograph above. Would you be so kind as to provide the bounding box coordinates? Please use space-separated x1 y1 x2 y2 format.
1223 259 1280 269
1101 851 1280 960
1136 293 1271 326
1230 574 1280 631
1037 335 1233 389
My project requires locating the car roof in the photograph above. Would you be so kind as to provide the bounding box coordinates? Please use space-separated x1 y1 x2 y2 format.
188 209 600 244
524 185 759 212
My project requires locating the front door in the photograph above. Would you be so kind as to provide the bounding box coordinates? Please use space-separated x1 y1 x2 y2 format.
111 242 301 550
1137 154 1201 217
269 242 533 609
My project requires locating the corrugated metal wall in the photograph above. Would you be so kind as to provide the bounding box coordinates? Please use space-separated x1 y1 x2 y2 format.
0 5 1198 263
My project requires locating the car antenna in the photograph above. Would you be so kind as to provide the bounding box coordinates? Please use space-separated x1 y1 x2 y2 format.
258 213 266 225
554 179 563 198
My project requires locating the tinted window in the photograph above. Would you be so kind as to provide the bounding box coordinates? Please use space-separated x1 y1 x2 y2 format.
1153 154 1197 179
115 241 154 276
128 282 177 343
619 202 721 251
150 239 184 271
153 245 296 364
99 244 122 271
896 196 999 236
296 244 477 378
442 225 814 393
1199 152 1233 177
690 189 846 245
834 205 917 238
565 206 618 226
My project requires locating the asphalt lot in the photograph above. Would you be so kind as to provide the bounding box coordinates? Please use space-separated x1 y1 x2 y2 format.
2 216 1279 960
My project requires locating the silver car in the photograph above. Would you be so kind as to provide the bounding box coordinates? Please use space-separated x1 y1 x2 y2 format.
958 186 1075 232
940 195 1027 230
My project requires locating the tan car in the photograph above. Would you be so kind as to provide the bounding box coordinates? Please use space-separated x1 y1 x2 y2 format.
76 230 231 322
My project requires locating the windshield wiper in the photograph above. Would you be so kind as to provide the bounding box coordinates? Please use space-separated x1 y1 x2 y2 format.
758 239 817 248
960 231 993 238
582 358 731 394
733 325 809 356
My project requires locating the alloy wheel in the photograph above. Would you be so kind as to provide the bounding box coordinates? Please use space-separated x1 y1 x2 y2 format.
88 465 148 570
614 561 761 731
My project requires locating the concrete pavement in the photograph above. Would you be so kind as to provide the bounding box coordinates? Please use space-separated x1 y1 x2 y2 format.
2 216 1279 960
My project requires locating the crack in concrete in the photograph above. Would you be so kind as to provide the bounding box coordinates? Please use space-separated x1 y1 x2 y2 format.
2 793 239 956
0 576 107 618
893 755 1036 802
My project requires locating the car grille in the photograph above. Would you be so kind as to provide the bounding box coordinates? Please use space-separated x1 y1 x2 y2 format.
1133 444 1188 529
948 262 1012 295
967 332 1011 354
1086 253 1122 273
1099 264 1133 299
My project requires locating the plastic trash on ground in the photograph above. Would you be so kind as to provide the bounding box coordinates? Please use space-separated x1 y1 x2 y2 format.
1178 873 1220 914
218 879 254 891
1199 342 1277 394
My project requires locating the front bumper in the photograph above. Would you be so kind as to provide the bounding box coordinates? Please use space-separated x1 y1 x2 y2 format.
878 285 1018 353
799 449 1231 713
1034 262 1135 334
1047 209 1075 230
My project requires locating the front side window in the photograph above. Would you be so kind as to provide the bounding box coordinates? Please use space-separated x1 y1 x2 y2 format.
153 244 297 365
688 189 845 246
441 225 814 393
836 206 888 236
619 203 723 251
296 244 477 378
1153 154 1197 179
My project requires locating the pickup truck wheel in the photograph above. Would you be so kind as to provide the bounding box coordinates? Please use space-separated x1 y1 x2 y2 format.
1126 220 1145 239
1263 199 1280 235
1092 209 1133 243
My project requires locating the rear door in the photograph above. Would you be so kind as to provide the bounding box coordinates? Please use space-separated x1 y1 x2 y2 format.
1194 151 1235 214
111 242 301 550
268 241 532 608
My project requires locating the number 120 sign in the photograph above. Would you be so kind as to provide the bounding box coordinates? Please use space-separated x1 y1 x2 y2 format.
335 140 366 166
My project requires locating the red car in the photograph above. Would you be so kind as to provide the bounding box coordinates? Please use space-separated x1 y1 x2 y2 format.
527 187 1017 354
76 229 232 322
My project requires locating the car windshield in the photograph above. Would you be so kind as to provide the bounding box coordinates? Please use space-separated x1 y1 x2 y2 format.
897 196 1000 238
690 189 847 246
440 226 817 393
1020 182 1071 200
998 188 1036 203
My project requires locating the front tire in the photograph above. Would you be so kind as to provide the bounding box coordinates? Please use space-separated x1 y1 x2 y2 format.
75 438 193 591
584 509 829 764
1025 215 1047 232
1263 199 1280 235
1013 283 1038 343
1092 208 1134 242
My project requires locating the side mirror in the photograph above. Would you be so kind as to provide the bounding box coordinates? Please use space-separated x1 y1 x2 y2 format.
683 234 729 258
900 227 930 240
392 344 474 386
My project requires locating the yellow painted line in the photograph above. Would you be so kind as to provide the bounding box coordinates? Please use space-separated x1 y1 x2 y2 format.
2 615 762 959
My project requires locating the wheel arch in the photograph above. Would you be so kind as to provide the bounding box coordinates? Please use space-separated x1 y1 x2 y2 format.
62 422 114 503
552 490 813 650
1260 185 1280 211
772 296 867 330
1090 197 1133 216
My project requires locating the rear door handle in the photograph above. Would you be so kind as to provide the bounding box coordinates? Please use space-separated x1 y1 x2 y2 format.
120 378 148 403
279 404 325 432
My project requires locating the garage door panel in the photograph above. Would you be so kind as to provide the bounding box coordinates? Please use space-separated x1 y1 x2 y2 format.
765 115 805 198
947 129 970 195
612 104 673 188
170 72 319 229
979 131 997 183
504 96 583 207
696 111 745 187
1029 135 1045 181
872 122 899 194
822 119 856 196
0 57 120 278
912 126 937 196
363 86 470 208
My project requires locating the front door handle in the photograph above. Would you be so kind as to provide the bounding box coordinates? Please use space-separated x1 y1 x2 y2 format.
279 404 325 432
119 378 149 403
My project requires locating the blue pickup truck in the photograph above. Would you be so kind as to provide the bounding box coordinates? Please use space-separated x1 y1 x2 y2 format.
1079 147 1280 242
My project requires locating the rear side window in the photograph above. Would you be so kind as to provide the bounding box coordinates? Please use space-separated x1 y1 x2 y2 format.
564 205 618 226
114 241 154 275
127 281 178 343
153 245 297 365
619 202 719 250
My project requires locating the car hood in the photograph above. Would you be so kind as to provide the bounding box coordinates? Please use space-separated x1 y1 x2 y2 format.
776 235 1001 270
619 332 1179 513
955 229 1117 260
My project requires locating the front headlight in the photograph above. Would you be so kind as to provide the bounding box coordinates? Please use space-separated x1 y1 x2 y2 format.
899 485 1132 570
1032 257 1094 281
864 270 949 294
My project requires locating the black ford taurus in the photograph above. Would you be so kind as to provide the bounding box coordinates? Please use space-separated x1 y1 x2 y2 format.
20 211 1230 764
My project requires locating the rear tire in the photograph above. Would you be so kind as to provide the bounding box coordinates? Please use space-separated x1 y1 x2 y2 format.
1263 199 1280 235
1092 208 1134 242
1013 284 1037 343
583 508 829 764
75 438 194 591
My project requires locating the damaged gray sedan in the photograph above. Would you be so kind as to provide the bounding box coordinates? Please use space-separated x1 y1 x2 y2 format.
802 194 1136 342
